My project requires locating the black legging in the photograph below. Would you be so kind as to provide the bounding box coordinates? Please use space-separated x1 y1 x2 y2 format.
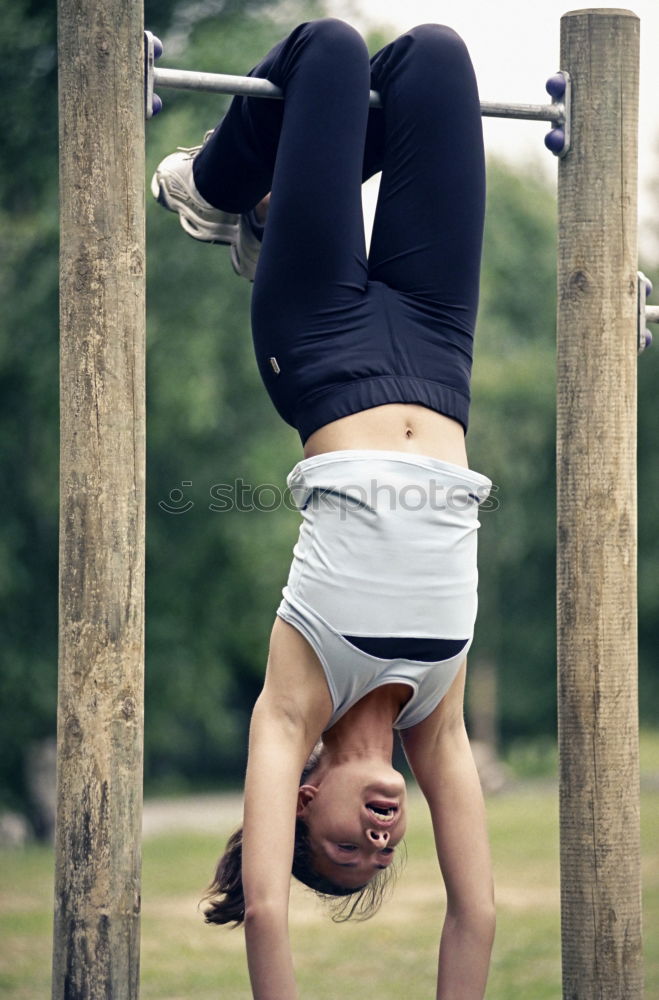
193 19 486 445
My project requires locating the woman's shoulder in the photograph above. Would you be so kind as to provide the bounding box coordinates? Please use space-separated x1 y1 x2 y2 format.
259 615 333 738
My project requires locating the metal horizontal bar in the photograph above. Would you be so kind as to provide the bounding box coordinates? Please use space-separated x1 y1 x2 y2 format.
153 67 564 122
480 100 562 122
155 68 288 100
647 306 659 324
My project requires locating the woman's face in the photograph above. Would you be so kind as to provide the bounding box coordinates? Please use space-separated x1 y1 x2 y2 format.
298 760 407 888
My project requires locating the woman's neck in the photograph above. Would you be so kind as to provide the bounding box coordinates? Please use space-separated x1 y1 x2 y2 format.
321 683 409 759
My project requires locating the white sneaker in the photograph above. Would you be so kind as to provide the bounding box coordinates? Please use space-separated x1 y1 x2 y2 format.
150 136 239 245
230 208 264 282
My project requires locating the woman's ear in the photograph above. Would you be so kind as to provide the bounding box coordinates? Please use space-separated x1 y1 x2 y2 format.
296 784 318 816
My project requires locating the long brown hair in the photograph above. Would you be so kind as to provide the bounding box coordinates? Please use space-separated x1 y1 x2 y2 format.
200 743 405 925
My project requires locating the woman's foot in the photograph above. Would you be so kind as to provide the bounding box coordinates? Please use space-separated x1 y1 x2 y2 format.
150 135 239 244
151 132 270 282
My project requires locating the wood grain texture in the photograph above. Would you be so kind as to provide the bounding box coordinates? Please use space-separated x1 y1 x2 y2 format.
557 9 642 998
54 0 145 995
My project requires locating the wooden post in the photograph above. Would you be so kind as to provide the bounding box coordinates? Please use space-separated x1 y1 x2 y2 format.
557 10 642 998
54 0 145 995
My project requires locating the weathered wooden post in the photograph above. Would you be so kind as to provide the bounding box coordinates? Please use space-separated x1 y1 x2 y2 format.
557 9 643 998
54 0 145 995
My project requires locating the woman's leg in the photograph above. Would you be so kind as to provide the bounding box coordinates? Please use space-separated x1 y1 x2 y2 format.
193 20 374 427
364 25 486 333
193 19 371 308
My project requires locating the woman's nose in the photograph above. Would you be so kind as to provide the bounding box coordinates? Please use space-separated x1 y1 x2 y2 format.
366 828 390 845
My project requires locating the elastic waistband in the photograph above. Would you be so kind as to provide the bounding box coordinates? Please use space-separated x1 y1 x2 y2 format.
288 448 492 491
293 374 471 445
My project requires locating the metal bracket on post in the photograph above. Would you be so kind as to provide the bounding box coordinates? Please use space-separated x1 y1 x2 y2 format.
557 71 571 157
638 271 657 353
544 71 571 157
144 30 164 118
144 30 155 119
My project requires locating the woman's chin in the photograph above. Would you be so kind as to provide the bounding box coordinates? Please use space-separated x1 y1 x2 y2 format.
367 770 407 795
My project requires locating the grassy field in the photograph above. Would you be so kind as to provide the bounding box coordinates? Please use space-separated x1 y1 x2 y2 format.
1 735 658 999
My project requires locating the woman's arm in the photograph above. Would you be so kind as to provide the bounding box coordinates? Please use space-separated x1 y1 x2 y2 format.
241 694 306 999
241 619 330 999
400 661 496 1000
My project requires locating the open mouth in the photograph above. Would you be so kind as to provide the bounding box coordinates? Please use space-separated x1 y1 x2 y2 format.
366 801 398 823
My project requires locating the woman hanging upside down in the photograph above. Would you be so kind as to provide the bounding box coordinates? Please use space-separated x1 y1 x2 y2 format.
152 18 496 999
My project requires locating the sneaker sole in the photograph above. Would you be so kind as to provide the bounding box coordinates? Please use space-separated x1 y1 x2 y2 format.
230 214 263 281
230 242 257 282
150 170 238 246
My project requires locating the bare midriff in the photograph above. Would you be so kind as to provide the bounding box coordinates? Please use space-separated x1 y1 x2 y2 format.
302 403 469 469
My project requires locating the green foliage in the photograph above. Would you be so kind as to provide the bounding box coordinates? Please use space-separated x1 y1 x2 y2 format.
467 156 559 740
2 0 659 816
0 0 60 816
0 0 313 813
143 7 316 789
638 285 659 712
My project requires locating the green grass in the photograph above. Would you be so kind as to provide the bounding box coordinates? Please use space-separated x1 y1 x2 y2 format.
1 733 658 998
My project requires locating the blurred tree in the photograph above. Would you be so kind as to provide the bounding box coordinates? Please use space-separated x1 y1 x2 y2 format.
470 152 659 745
637 147 659 717
0 0 60 823
468 156 559 742
0 0 319 814
143 3 324 789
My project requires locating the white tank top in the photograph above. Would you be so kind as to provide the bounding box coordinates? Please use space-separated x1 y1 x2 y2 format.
277 450 492 730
